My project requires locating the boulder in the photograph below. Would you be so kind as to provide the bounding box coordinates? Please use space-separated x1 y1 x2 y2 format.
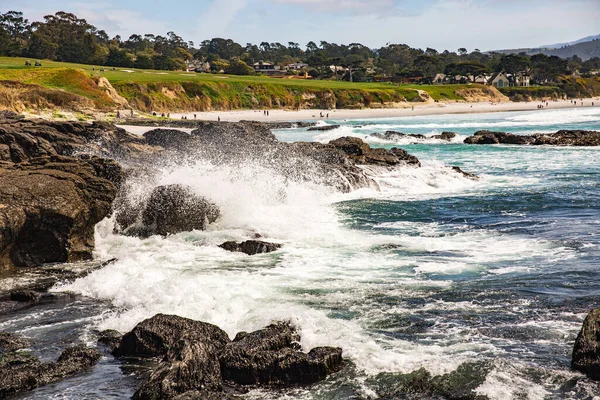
572 307 600 380
114 314 231 399
329 137 421 167
219 322 343 386
432 131 457 141
0 346 101 397
97 330 122 352
0 332 31 352
219 240 282 255
9 290 41 303
0 156 120 271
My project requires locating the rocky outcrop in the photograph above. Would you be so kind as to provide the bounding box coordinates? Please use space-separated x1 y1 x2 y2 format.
115 184 220 237
370 131 426 141
114 315 343 399
464 130 600 146
219 240 282 255
0 332 30 352
143 128 193 151
433 131 457 141
0 156 120 271
572 307 600 380
329 137 421 167
219 322 343 386
307 125 341 132
0 346 101 397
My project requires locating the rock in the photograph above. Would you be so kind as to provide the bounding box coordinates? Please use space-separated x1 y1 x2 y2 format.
329 137 421 167
0 346 101 397
432 131 457 141
0 155 120 271
0 332 31 352
143 129 193 150
114 314 230 399
114 314 230 359
463 130 600 146
97 330 122 352
370 131 427 141
9 290 41 302
307 125 340 131
452 166 480 180
572 307 600 380
219 240 282 255
219 322 343 386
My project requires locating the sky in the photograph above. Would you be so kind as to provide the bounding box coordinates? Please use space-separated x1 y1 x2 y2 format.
4 0 600 52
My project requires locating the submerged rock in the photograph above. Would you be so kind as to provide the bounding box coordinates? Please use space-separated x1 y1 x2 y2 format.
0 156 120 271
572 307 600 380
219 322 343 386
219 240 282 255
0 346 101 397
452 166 480 180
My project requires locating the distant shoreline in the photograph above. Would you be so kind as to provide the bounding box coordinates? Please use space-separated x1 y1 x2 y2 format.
168 99 600 123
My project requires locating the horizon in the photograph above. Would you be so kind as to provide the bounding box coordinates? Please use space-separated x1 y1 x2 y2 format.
8 0 600 52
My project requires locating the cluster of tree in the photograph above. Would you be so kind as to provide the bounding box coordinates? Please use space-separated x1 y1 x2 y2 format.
2 10 599 82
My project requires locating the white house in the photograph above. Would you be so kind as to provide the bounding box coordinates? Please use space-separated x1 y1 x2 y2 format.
287 63 308 70
489 72 510 88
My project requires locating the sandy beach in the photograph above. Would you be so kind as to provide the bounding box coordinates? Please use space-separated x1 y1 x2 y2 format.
167 98 600 123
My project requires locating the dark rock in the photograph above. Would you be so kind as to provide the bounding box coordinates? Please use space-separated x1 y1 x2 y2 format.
97 330 122 352
9 290 41 303
219 322 343 386
572 307 600 380
432 131 457 141
219 240 282 255
0 332 31 352
452 166 480 180
307 125 340 131
390 147 421 167
0 156 120 271
114 314 230 359
0 346 101 397
329 137 421 167
114 314 230 399
143 128 193 150
463 130 600 146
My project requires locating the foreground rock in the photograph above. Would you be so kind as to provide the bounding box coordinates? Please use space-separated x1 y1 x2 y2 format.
0 346 101 397
114 315 343 399
115 184 220 237
0 332 30 352
219 240 282 255
464 130 600 146
572 307 600 380
220 322 343 386
0 156 120 271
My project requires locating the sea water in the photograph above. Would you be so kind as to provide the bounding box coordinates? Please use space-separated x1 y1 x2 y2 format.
4 107 600 399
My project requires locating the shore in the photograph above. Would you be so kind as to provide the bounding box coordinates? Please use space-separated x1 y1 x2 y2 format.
168 98 600 122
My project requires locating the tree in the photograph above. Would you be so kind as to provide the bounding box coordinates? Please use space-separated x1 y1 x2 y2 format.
224 59 254 75
498 53 531 75
0 11 30 55
458 48 468 56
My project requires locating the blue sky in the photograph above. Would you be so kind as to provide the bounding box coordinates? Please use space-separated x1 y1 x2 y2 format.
5 0 600 51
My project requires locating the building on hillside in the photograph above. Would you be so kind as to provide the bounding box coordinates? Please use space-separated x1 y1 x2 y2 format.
511 72 531 87
432 73 447 84
489 72 510 88
253 61 281 74
186 60 210 72
286 63 309 70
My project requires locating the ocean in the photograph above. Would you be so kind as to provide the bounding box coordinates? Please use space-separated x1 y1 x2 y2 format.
4 107 600 399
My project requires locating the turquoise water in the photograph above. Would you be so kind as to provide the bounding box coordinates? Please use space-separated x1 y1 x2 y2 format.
3 107 600 399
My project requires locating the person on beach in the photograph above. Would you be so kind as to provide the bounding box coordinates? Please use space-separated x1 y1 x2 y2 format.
194 114 197 119
130 109 134 118
116 111 120 118
218 116 220 122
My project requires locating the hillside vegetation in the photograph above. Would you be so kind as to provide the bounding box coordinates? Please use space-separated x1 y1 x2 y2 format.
0 57 499 113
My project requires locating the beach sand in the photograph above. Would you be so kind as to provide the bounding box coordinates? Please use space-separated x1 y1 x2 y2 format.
168 98 600 123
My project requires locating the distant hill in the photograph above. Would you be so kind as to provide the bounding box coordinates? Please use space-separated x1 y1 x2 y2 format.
541 34 600 49
492 35 600 61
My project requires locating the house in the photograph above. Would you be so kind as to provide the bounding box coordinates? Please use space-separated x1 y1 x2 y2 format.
469 74 491 84
286 63 308 70
489 72 510 88
186 60 210 72
253 61 280 74
433 73 447 84
512 72 531 87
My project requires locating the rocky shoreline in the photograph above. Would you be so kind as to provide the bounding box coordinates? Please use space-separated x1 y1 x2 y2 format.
1 110 599 398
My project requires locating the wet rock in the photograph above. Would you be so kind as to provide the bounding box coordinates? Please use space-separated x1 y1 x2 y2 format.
572 307 600 380
114 314 230 358
0 346 101 397
114 314 230 399
0 156 120 271
9 290 41 303
433 131 457 141
97 330 122 352
307 125 340 131
371 131 427 141
329 137 421 167
143 129 193 150
219 240 282 255
219 322 343 386
370 361 492 400
532 130 600 146
452 166 480 180
0 332 31 352
116 184 220 237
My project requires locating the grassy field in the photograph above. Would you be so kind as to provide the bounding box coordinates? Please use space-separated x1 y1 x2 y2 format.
0 56 490 112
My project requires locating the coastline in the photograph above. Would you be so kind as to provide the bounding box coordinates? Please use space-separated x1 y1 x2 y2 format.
168 98 600 123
